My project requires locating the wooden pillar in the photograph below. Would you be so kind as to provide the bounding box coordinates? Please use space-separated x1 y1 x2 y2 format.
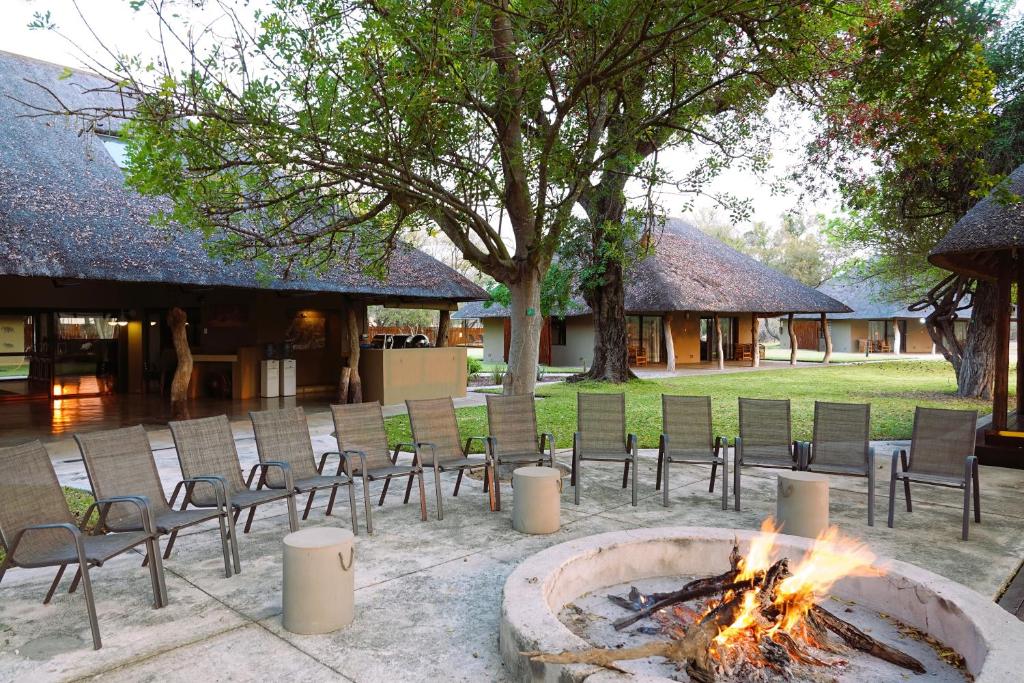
167 307 192 419
1018 257 1024 422
788 313 797 365
993 253 1012 431
714 313 725 371
663 313 676 371
436 310 450 347
347 307 362 404
750 315 760 368
820 313 832 365
892 320 902 356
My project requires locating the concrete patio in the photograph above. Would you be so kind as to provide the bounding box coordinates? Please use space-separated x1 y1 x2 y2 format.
3 415 1024 682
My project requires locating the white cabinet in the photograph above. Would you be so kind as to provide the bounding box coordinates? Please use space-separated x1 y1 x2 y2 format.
260 359 280 398
279 358 296 397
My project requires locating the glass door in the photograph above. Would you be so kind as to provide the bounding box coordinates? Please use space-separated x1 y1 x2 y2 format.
54 312 121 397
699 316 737 361
626 315 664 364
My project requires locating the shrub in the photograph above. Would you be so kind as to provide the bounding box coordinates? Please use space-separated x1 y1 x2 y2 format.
466 356 483 381
490 364 507 385
536 364 547 382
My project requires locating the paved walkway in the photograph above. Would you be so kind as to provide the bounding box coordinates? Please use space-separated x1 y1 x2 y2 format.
4 418 1024 681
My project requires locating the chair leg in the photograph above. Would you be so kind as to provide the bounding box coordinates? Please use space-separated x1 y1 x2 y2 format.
631 454 638 507
433 466 444 521
162 529 179 559
302 490 316 521
326 486 339 516
43 564 67 604
900 451 912 512
973 460 981 523
69 567 82 594
214 511 233 579
867 465 876 527
709 461 718 493
243 506 258 534
227 505 242 575
721 455 729 512
404 470 415 504
144 537 168 609
494 462 503 512
378 476 392 506
662 458 670 507
416 470 428 521
286 493 300 532
79 563 102 650
887 456 898 529
482 466 489 493
961 481 971 541
453 469 464 497
361 478 373 535
733 461 741 512
573 453 581 505
655 451 663 491
621 461 630 489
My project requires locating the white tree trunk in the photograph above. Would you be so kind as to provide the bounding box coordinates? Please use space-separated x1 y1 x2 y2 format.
788 313 798 365
892 319 901 356
821 313 832 365
714 314 725 371
503 273 542 395
751 315 760 368
663 313 676 371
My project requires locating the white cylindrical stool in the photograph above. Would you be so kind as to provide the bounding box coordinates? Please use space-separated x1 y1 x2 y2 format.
512 466 561 534
776 471 830 539
282 527 355 635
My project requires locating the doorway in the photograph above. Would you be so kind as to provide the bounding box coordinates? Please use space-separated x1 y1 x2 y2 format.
699 317 738 362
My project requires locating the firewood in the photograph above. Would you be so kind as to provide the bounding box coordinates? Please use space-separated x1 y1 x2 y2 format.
611 574 749 631
811 604 926 674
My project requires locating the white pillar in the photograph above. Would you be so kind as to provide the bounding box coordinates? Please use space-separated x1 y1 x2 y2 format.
893 319 902 355
663 314 676 371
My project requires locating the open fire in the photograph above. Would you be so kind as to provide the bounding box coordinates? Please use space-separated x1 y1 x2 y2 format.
529 519 937 682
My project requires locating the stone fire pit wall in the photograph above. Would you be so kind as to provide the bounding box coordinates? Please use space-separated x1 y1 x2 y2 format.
499 527 1024 683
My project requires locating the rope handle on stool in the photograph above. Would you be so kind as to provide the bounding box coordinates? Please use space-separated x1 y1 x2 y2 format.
338 547 355 571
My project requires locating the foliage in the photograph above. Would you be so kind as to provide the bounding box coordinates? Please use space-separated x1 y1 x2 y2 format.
383 361 1002 451
466 355 483 381
368 306 437 330
490 364 507 386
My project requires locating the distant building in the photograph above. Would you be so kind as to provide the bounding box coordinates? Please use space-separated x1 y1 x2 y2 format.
453 219 849 368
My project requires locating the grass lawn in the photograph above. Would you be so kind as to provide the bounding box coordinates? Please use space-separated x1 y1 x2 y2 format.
385 360 1008 451
0 487 94 564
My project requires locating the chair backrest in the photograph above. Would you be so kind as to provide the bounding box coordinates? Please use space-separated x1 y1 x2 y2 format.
249 407 319 485
486 393 538 457
738 397 792 464
75 425 171 530
0 441 74 565
810 401 870 472
332 402 395 471
662 395 713 454
407 397 464 463
577 393 626 453
909 407 978 479
168 414 246 505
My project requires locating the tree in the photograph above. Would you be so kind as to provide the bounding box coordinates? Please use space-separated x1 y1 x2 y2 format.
33 0 829 395
821 3 1019 398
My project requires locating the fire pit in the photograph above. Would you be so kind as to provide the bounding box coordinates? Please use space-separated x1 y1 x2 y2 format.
500 526 1024 682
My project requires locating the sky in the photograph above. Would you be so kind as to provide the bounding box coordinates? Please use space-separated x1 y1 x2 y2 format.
0 0 1016 235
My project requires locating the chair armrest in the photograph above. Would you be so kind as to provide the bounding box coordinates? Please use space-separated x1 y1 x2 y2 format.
714 435 727 458
626 433 638 455
659 434 668 455
318 450 342 474
734 436 743 465
539 432 555 453
866 446 875 473
415 442 440 471
5 522 84 565
181 476 229 511
464 435 489 456
259 461 296 492
88 495 157 535
391 442 418 466
340 450 368 478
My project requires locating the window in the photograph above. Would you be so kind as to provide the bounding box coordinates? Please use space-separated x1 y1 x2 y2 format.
551 317 567 346
99 135 129 169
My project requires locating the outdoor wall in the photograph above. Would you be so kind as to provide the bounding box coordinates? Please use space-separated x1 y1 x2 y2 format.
550 317 594 369
481 318 504 363
904 318 935 353
359 347 467 405
829 320 854 353
670 313 702 363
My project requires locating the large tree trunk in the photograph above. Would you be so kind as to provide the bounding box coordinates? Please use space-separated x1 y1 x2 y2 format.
924 277 997 399
436 310 450 347
167 307 192 419
503 270 542 395
346 307 362 403
583 259 631 382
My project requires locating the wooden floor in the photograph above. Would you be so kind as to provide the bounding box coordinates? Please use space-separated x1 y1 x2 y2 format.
998 562 1024 621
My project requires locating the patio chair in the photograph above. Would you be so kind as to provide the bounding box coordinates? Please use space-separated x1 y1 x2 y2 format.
734 397 798 511
329 402 428 533
655 395 729 510
484 392 555 511
406 397 494 520
168 415 298 557
0 440 167 650
249 407 359 534
572 393 638 506
75 425 235 577
888 407 980 541
804 401 875 526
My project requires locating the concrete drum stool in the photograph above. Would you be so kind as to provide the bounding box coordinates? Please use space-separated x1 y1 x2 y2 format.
776 471 830 539
512 466 562 534
282 527 355 635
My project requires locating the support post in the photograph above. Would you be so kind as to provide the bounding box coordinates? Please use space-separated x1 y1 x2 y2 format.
893 320 902 356
788 313 797 365
436 310 450 348
663 314 676 372
167 307 192 420
714 314 725 371
750 315 760 368
346 307 362 404
820 313 832 365
1018 257 1024 422
993 253 1012 431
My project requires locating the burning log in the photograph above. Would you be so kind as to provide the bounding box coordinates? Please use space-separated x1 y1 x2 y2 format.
611 571 749 631
811 604 926 674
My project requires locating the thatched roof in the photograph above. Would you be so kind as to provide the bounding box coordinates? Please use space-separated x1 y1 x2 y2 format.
0 51 486 302
454 218 850 319
929 164 1024 280
793 276 970 320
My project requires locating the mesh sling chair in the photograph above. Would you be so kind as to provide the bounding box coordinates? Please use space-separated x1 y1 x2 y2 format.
734 397 798 511
329 402 428 534
655 395 729 509
572 393 639 506
888 407 980 541
75 425 234 578
485 392 555 511
249 407 359 534
169 415 298 567
0 441 167 650
406 397 495 520
805 401 876 526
